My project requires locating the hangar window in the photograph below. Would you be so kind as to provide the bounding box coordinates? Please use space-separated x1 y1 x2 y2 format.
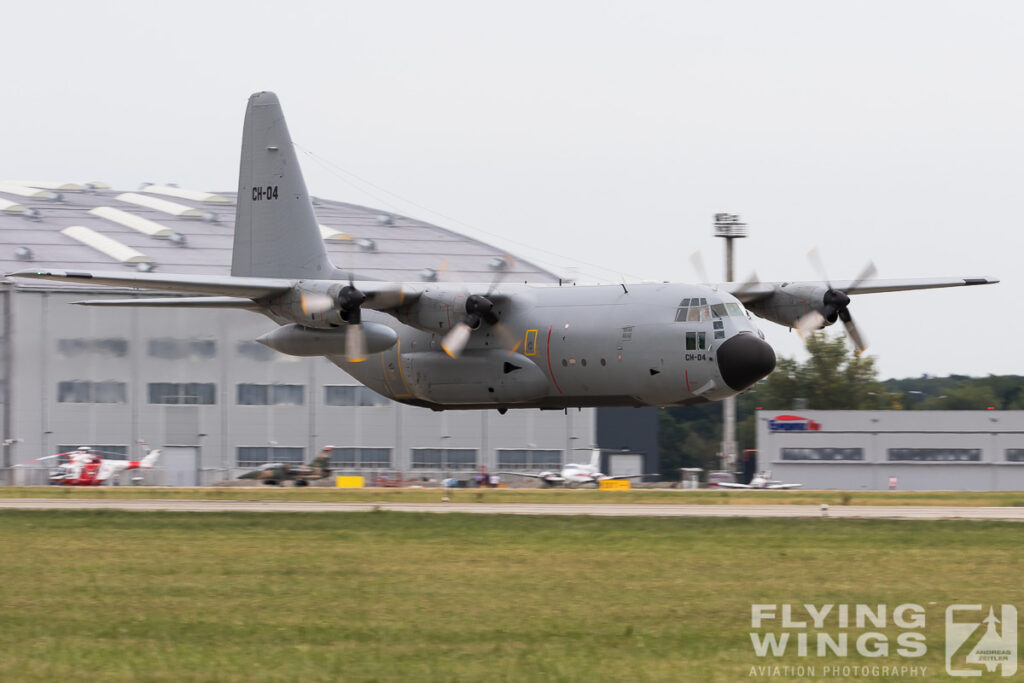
887 448 981 462
236 383 305 405
329 448 392 469
148 338 216 360
410 448 477 470
236 341 278 362
57 380 127 404
324 385 390 406
1006 449 1024 462
148 382 215 404
497 449 562 470
781 447 864 461
236 446 304 468
57 338 128 358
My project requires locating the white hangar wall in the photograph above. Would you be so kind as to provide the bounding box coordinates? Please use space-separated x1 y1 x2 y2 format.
5 287 595 485
756 410 1024 491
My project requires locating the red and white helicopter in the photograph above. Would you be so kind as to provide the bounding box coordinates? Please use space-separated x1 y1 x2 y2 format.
15 442 161 486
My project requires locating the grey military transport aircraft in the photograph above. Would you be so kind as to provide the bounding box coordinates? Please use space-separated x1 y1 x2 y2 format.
7 92 997 412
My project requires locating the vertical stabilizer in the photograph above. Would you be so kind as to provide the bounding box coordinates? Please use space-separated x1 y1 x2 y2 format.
232 92 341 279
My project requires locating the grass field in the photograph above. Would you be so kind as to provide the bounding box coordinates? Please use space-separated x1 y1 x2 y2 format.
0 510 1020 682
3 485 1024 507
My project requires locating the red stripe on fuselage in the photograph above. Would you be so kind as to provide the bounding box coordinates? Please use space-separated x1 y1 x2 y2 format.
545 325 564 395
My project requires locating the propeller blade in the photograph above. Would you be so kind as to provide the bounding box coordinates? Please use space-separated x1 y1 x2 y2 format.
689 251 709 283
842 314 869 355
300 292 335 315
491 321 519 352
345 323 367 362
847 260 878 290
794 310 826 336
733 270 761 298
807 247 831 286
485 254 516 296
441 322 473 359
364 284 405 311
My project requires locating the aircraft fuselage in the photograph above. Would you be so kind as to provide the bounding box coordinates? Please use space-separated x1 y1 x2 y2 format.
335 281 775 410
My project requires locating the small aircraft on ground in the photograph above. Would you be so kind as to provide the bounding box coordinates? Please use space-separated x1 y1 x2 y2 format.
6 92 997 412
499 449 657 488
15 443 161 486
714 471 802 490
238 446 333 486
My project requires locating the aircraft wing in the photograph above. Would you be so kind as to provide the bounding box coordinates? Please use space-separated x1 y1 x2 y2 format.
603 474 658 481
72 296 264 309
727 276 998 304
6 268 293 299
714 482 752 489
496 471 565 483
5 269 419 312
765 483 803 489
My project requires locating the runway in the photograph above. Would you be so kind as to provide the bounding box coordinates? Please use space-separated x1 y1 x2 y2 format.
2 498 1024 520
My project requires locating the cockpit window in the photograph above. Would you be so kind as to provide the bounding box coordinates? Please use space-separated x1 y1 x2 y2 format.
676 298 711 322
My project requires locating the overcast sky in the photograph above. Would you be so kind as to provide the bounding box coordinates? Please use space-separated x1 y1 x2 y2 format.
3 1 1020 380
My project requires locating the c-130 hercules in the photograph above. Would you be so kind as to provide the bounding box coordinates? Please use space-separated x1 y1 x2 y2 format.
8 93 997 412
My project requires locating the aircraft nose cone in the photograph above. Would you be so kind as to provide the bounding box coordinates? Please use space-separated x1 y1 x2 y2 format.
717 333 776 391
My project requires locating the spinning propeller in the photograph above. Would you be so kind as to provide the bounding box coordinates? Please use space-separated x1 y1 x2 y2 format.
795 248 877 354
337 282 368 362
299 276 373 362
441 257 518 359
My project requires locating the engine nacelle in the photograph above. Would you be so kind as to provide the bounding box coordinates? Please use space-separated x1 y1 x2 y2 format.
393 288 468 334
401 350 549 405
257 323 398 357
745 283 833 329
262 282 348 328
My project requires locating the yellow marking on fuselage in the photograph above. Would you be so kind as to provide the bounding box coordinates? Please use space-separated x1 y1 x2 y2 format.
524 329 539 356
380 339 413 399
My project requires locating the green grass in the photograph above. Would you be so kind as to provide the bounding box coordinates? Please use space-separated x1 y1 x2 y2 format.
0 511 1020 682
3 485 1024 507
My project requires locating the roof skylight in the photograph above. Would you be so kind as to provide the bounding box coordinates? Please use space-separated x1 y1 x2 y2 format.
61 226 153 263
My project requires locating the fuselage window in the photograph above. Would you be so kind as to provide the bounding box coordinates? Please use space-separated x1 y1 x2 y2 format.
685 331 707 351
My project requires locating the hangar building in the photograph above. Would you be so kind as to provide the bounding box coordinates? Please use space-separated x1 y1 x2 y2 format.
0 181 655 485
756 409 1024 490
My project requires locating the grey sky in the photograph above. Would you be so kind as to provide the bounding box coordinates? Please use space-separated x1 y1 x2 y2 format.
3 1 1019 379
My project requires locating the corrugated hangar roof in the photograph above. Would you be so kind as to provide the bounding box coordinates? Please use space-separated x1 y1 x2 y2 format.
0 181 557 286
